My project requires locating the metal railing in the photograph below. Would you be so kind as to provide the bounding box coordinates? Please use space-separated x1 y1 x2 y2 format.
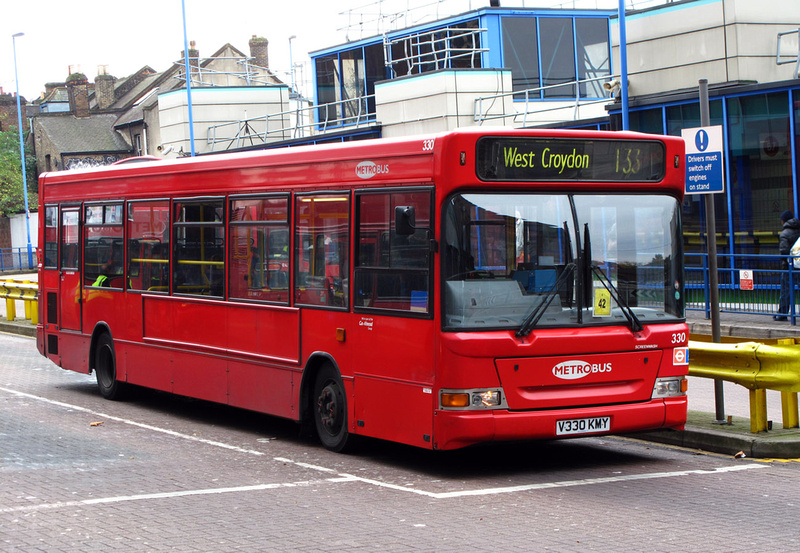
0 247 37 272
474 74 615 126
0 278 38 325
686 252 800 323
173 55 280 88
384 25 488 78
776 27 800 79
206 95 377 151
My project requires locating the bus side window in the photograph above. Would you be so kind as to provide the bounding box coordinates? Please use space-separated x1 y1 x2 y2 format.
173 199 225 297
229 195 290 304
44 206 58 269
354 190 432 314
294 194 350 308
127 201 170 292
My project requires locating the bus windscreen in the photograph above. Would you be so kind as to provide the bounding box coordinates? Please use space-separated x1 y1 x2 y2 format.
476 137 666 182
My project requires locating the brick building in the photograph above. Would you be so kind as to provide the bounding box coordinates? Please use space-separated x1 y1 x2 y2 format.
31 37 285 173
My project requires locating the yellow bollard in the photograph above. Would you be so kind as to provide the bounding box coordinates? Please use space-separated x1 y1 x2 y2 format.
750 388 768 433
782 391 800 429
4 280 16 322
5 297 14 321
23 281 31 320
776 339 799 429
30 298 38 325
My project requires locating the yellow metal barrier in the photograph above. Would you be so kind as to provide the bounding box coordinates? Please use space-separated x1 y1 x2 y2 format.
0 279 38 325
689 339 800 433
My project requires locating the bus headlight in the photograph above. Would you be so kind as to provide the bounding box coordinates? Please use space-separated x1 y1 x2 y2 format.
440 388 507 410
652 377 687 399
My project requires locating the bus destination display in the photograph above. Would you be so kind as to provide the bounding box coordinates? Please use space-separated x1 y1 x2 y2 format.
476 137 666 182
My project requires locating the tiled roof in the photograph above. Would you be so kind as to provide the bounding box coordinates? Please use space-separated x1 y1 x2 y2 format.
36 113 131 154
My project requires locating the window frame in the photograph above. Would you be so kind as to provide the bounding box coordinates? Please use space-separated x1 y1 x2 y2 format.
228 193 292 305
353 186 435 319
293 191 351 311
126 198 171 294
44 205 59 270
172 196 226 299
83 201 125 289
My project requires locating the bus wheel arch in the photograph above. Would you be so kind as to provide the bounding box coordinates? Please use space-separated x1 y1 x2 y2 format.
301 353 356 452
90 324 126 400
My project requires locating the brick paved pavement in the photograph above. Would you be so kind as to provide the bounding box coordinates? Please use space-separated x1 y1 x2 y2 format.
2 332 800 552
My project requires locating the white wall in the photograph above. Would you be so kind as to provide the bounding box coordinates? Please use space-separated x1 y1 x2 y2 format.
10 211 38 249
158 86 291 156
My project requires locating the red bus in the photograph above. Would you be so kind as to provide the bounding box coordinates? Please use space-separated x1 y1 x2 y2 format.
36 128 688 451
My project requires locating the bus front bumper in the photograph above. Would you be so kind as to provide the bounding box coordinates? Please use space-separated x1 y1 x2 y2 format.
432 397 686 450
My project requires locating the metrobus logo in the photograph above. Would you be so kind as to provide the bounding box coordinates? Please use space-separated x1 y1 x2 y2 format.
355 161 389 179
552 360 612 380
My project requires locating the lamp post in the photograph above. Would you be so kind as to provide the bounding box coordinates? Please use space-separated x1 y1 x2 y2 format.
180 0 196 156
12 32 33 269
289 35 301 137
617 0 630 131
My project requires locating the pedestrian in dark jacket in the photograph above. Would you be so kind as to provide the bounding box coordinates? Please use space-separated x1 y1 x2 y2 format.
776 210 800 320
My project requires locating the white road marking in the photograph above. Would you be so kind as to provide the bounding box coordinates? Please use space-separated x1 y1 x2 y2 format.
0 386 266 456
0 385 770 510
315 463 767 499
0 476 361 514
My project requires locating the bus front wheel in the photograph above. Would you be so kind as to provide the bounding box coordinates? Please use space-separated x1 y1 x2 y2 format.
94 332 125 400
312 364 353 452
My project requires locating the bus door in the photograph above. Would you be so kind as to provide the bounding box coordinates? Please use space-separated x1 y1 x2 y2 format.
59 207 82 332
351 189 435 448
40 206 60 359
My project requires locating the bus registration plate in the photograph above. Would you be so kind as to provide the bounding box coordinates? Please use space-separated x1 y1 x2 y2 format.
556 416 610 436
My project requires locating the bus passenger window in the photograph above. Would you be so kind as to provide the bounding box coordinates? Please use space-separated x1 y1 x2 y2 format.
173 199 224 297
229 195 290 304
44 206 58 269
295 194 349 308
127 201 170 292
84 203 124 288
354 190 432 314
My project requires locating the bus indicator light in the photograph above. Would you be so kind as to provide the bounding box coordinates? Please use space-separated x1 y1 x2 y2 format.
441 393 470 408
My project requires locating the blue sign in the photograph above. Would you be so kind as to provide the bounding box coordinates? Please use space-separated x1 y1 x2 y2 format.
681 126 725 195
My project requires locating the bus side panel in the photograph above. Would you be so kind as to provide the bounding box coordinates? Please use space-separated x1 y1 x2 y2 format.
142 296 228 403
350 314 435 447
141 296 301 409
226 303 301 364
173 350 228 403
353 376 434 449
227 360 296 419
83 288 126 335
57 332 90 374
123 342 174 392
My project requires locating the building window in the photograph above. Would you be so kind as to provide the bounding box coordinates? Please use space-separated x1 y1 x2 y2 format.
314 43 384 127
502 16 610 99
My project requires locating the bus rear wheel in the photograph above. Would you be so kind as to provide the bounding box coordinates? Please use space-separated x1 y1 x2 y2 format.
312 364 353 452
95 332 125 400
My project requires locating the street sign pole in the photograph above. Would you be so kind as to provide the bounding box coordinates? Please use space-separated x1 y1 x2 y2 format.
698 79 726 424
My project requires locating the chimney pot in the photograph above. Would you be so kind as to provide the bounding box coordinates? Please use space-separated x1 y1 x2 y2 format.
249 36 269 69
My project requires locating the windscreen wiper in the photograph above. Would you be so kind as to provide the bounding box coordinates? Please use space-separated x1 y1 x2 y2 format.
589 264 644 333
515 262 576 338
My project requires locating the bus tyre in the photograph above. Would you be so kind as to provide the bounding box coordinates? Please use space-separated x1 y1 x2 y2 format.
313 364 353 452
95 333 125 400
